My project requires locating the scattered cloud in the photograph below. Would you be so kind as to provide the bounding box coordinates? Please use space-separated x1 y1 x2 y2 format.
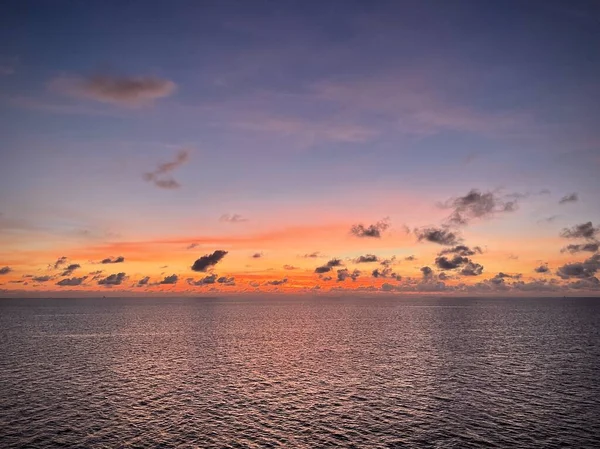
534 263 549 273
0 266 12 275
302 252 321 258
160 274 179 284
560 222 599 241
217 276 235 285
559 193 579 204
56 276 87 286
61 263 81 276
98 272 127 285
188 274 218 285
326 258 343 267
251 252 263 258
350 218 390 238
557 255 600 279
137 276 150 286
219 214 249 223
101 256 125 264
404 255 416 261
315 266 332 274
440 189 518 226
460 262 484 276
438 245 482 257
53 256 68 269
561 243 600 254
32 275 52 282
143 149 190 190
435 255 469 270
49 74 176 107
337 269 361 282
415 227 460 246
354 254 379 263
186 243 199 250
420 266 433 278
283 265 298 270
267 278 288 285
191 250 228 272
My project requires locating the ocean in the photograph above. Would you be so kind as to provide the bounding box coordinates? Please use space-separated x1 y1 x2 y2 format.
1 296 599 448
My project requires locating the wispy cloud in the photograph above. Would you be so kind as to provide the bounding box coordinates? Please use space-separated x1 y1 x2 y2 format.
143 149 190 189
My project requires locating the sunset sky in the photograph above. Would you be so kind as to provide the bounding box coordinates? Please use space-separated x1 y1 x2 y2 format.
1 0 599 296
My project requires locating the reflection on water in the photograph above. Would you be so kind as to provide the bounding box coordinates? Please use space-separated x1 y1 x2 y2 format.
1 296 599 448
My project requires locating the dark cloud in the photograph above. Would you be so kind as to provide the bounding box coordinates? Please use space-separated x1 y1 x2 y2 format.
460 262 484 276
219 214 249 223
188 274 218 285
560 222 599 241
315 266 332 274
420 266 433 278
101 256 125 264
372 268 401 280
441 189 517 226
160 274 178 284
561 243 599 254
380 256 397 267
404 255 416 261
415 227 460 246
191 250 228 272
326 258 343 267
98 272 127 286
559 193 578 204
302 252 320 258
50 74 176 107
556 254 600 279
283 265 298 270
350 219 390 238
321 276 333 281
143 149 190 189
53 256 68 269
251 252 262 258
0 266 11 275
267 278 288 286
56 276 87 286
137 276 150 286
354 254 379 263
439 245 482 257
217 276 235 285
534 264 550 273
435 255 469 270
32 275 52 282
61 264 81 276
438 272 449 281
186 243 199 250
337 269 361 282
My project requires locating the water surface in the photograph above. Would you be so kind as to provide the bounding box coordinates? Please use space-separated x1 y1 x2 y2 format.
1 296 599 448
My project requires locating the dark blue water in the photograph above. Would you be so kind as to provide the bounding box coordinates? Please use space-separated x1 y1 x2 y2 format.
1 296 599 448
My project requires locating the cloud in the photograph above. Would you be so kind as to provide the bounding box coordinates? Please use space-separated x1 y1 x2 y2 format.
559 193 579 204
557 254 600 279
283 265 298 270
560 222 599 241
438 245 482 257
350 219 390 238
267 278 288 285
315 266 332 274
460 262 484 276
435 255 469 270
302 252 321 258
354 254 379 263
53 256 68 269
420 266 433 278
337 269 361 282
404 255 416 261
415 227 460 246
32 275 52 282
98 272 127 286
56 276 87 286
101 256 125 264
440 189 518 226
191 250 228 272
187 243 199 250
219 214 249 223
321 276 333 281
251 252 262 258
143 149 190 190
534 264 550 273
217 276 235 285
61 263 81 276
188 274 218 285
50 74 176 107
0 266 12 275
371 267 401 280
160 274 179 284
326 258 343 267
137 276 150 286
561 243 600 254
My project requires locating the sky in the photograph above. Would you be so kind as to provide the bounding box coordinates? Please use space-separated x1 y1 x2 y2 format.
1 0 599 296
